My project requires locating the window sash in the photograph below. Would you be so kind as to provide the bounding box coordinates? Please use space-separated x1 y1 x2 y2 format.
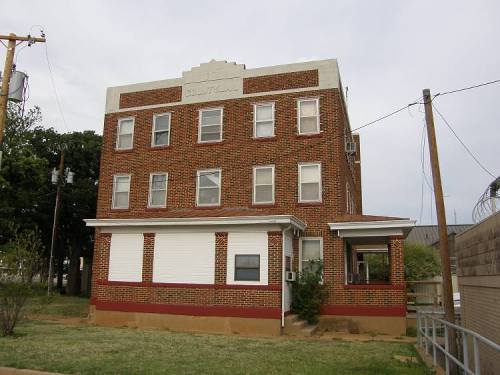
152 114 171 147
234 255 260 281
116 118 134 149
148 173 167 207
299 163 321 202
298 99 319 134
300 238 323 274
253 166 275 204
112 175 130 209
253 103 275 138
197 170 221 206
199 109 222 142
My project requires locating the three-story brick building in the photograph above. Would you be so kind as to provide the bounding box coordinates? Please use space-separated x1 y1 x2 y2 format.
85 59 414 335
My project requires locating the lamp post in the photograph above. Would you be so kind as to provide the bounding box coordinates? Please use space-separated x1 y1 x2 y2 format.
47 149 74 296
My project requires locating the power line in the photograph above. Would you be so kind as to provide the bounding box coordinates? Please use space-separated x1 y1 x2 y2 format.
432 103 496 179
434 79 500 98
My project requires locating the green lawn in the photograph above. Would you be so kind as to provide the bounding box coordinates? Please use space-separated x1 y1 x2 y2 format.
1 319 430 375
24 294 90 318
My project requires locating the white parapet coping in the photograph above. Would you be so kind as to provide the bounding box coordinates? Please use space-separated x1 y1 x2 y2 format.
84 215 307 231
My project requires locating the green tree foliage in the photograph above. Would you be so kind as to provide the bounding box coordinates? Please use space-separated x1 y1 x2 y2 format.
404 242 441 281
291 261 328 324
0 103 101 295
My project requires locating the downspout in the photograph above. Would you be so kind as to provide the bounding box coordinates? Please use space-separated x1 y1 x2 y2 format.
281 224 293 328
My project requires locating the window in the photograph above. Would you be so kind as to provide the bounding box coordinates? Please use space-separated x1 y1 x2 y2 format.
253 165 275 204
298 163 322 202
253 103 274 138
235 255 260 281
300 238 323 274
148 173 168 207
297 98 319 134
116 118 134 150
112 175 131 209
152 113 171 147
196 169 221 206
199 108 223 142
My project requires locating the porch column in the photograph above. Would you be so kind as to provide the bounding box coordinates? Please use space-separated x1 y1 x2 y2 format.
389 235 405 286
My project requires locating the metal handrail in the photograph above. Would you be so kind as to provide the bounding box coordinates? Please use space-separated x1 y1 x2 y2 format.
417 311 500 375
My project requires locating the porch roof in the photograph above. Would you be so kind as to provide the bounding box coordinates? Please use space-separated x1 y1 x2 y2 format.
328 215 415 239
84 214 306 231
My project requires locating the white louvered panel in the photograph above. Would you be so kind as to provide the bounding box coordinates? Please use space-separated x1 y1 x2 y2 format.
227 232 268 286
108 233 144 282
153 232 215 284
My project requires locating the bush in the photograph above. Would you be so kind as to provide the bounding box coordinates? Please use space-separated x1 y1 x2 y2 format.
404 242 441 281
0 282 32 336
347 320 360 334
291 260 328 325
405 326 417 337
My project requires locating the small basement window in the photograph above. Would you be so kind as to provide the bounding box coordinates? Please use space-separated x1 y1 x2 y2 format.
234 254 260 281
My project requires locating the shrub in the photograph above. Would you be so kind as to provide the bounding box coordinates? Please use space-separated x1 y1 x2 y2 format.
404 242 441 281
0 282 32 336
405 326 417 337
347 319 360 334
291 260 328 325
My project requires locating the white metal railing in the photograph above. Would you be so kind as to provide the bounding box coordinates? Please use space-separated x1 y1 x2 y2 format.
417 310 500 375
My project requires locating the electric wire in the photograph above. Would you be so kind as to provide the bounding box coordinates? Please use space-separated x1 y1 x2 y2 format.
432 103 496 179
434 79 500 99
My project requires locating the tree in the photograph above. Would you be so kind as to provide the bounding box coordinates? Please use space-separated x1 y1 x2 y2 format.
404 242 441 281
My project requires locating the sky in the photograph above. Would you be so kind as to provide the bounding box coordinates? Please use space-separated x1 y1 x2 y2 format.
2 0 499 225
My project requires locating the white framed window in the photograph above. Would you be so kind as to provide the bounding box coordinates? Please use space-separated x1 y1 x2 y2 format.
151 113 171 147
297 98 320 134
253 165 275 204
346 183 351 214
298 163 322 203
196 169 221 206
116 117 134 150
299 237 323 274
253 103 275 138
148 173 168 208
234 254 260 281
227 232 268 286
198 108 223 143
112 174 131 209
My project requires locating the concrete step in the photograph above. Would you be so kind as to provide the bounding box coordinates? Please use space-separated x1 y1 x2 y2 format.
283 314 318 337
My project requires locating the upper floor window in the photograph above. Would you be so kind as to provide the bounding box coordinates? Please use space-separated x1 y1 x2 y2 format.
196 169 221 206
116 118 134 150
297 98 320 135
253 165 275 204
148 173 168 208
198 108 223 143
253 103 275 138
112 174 131 209
298 163 322 203
152 113 171 147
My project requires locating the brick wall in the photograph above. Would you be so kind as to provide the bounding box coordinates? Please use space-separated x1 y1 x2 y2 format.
243 70 319 94
119 86 182 109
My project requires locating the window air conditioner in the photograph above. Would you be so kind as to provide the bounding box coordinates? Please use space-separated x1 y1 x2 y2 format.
285 271 296 282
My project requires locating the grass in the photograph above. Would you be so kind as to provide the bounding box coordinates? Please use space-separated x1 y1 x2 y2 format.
24 293 90 318
1 321 430 375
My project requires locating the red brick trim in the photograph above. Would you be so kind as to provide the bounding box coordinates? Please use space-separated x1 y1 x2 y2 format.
97 280 281 290
94 300 281 319
119 86 182 109
243 70 319 94
343 284 405 290
321 304 406 317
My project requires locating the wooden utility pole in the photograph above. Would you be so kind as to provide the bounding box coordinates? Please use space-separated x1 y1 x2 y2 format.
423 88 458 369
0 33 46 167
47 148 65 296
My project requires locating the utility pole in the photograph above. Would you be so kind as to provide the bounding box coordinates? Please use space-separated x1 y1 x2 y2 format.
48 148 65 296
423 88 458 370
0 33 46 167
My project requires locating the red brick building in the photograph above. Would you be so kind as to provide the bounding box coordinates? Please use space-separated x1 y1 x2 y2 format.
85 59 414 335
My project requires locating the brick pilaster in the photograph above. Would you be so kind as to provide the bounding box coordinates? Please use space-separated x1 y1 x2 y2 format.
142 233 155 283
389 236 405 286
267 231 282 286
215 232 228 284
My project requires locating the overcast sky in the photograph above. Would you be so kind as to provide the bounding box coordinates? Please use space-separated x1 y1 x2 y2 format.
2 1 499 225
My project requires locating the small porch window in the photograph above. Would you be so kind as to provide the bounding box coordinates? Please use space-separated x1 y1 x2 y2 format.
345 242 390 284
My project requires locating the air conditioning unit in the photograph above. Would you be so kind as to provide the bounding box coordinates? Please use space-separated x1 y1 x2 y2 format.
345 142 357 155
285 271 296 282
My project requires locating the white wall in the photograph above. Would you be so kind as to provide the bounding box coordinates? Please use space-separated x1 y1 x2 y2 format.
108 233 144 282
152 232 215 284
227 232 268 286
284 230 294 311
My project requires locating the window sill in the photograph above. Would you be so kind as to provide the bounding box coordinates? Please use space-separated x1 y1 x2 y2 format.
295 132 323 139
252 136 277 142
145 206 167 211
149 145 171 151
194 205 222 209
250 203 277 208
110 207 130 211
296 201 323 207
114 148 134 153
196 140 225 146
